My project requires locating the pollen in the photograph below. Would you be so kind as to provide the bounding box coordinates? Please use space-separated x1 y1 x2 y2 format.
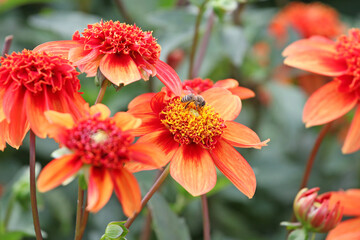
74 20 161 64
335 29 360 92
160 97 226 149
63 115 134 169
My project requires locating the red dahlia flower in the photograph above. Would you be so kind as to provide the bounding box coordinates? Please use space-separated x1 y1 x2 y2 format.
0 49 86 150
128 87 269 197
327 189 360 240
269 2 344 43
283 29 360 154
37 104 164 216
34 20 182 95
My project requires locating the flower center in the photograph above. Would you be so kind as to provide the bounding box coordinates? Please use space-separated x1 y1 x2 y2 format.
182 78 214 94
63 116 134 169
0 50 80 94
160 97 226 149
335 29 360 92
74 20 161 64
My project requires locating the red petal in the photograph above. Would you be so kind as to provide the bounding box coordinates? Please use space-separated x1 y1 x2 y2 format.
229 87 255 100
87 167 114 212
150 91 167 114
201 87 241 121
3 85 29 147
37 154 82 192
99 54 141 86
33 40 81 58
110 168 141 217
282 36 337 57
223 121 269 149
210 139 256 198
327 218 360 240
303 81 357 127
170 144 217 196
284 50 348 77
113 112 141 131
126 142 167 172
329 189 360 216
154 60 182 96
342 107 360 154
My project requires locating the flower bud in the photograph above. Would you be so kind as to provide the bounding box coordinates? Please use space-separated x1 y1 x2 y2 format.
293 188 343 233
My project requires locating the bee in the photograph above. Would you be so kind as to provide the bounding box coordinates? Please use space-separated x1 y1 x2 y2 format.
181 93 206 110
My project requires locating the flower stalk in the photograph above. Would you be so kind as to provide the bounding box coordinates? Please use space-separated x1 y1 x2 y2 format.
201 194 211 240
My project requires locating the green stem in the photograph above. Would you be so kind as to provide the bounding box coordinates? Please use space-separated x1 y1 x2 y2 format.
188 0 209 79
124 165 170 228
95 79 110 104
3 193 16 230
310 232 316 240
201 194 211 240
29 130 43 240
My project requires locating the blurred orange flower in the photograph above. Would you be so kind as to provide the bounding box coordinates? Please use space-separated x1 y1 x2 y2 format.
0 50 86 150
128 87 269 197
269 2 345 44
283 29 360 154
37 104 164 216
34 20 182 95
327 189 360 240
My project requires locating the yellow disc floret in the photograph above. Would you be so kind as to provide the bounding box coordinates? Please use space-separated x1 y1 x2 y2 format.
160 97 226 149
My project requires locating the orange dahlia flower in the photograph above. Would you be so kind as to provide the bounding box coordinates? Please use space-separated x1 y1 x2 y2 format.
0 49 86 150
128 87 269 197
283 29 360 154
37 104 164 216
269 2 344 43
34 20 182 95
327 189 360 240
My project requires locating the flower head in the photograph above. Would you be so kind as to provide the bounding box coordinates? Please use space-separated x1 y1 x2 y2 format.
34 20 182 95
37 104 164 216
269 2 344 43
128 87 269 197
0 49 86 150
283 28 360 154
293 188 343 233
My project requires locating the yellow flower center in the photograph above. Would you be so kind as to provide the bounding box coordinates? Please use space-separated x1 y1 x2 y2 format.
160 97 226 149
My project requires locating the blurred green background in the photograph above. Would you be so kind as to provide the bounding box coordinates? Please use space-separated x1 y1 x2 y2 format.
1 0 360 239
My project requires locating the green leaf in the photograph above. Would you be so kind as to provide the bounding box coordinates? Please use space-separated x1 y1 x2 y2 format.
0 0 52 13
210 0 237 19
105 224 123 238
148 193 191 240
288 228 307 240
0 231 30 240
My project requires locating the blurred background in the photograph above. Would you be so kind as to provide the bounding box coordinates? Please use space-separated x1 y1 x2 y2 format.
1 0 360 239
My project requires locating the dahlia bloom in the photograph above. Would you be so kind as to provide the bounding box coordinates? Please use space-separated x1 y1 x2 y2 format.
327 189 360 240
293 188 342 233
269 2 344 43
128 87 269 197
34 20 182 95
37 104 164 216
0 49 86 150
283 29 360 154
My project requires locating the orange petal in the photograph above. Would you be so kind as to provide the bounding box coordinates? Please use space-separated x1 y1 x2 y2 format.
0 120 9 151
154 60 182 96
137 130 179 156
342 107 360 154
89 103 111 120
45 111 75 129
282 36 337 57
303 81 357 127
37 154 82 192
110 168 141 217
210 139 256 198
284 50 348 77
213 79 239 88
126 142 167 172
327 218 360 240
86 167 114 212
112 112 141 131
0 88 5 121
3 85 29 147
170 144 217 196
129 115 164 136
223 121 269 149
33 40 81 58
69 47 99 66
77 57 102 77
201 87 241 121
99 53 141 86
329 189 360 216
229 87 255 100
128 93 155 110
